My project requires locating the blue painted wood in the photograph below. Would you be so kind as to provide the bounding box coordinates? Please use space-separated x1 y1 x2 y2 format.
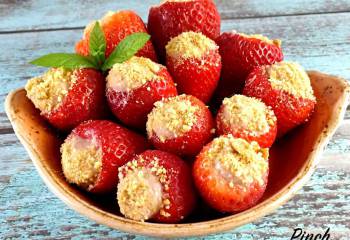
1 167 349 239
1 0 350 238
0 0 349 32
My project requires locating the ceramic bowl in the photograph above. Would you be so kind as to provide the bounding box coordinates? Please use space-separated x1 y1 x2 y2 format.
5 71 350 238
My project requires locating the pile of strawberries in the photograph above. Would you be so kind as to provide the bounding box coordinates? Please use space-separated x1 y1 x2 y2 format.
26 0 317 223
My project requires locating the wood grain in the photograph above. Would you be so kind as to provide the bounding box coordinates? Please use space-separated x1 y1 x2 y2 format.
1 0 350 238
0 0 349 32
1 167 349 239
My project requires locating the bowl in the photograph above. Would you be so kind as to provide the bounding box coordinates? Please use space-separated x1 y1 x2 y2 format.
5 71 350 238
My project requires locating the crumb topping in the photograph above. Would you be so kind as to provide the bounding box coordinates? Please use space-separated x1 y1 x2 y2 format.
117 168 163 221
166 31 218 60
239 32 281 48
118 156 172 221
25 68 76 114
161 0 193 3
206 135 269 187
267 61 315 100
147 95 199 142
106 57 162 92
61 135 102 190
84 11 116 36
221 95 276 135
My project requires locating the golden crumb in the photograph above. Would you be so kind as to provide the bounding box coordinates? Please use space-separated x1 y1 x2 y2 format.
221 95 276 135
84 11 117 36
267 61 315 100
161 0 193 3
147 95 199 142
239 32 281 48
25 68 76 114
117 169 163 221
106 56 162 92
166 31 218 60
206 135 269 187
61 136 102 190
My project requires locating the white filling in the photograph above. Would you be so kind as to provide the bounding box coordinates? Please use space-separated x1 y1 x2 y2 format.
117 169 163 221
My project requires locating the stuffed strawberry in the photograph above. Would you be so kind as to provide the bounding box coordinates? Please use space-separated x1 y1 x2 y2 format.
214 31 284 102
146 94 214 157
60 120 149 194
117 150 196 223
148 0 220 61
166 31 221 103
106 56 178 129
76 10 157 62
216 95 277 148
193 134 269 213
243 61 316 136
25 68 107 131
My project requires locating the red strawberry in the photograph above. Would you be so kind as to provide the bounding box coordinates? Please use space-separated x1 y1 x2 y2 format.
60 120 149 194
25 68 108 131
148 0 220 61
216 95 277 148
166 31 221 103
76 10 157 62
117 150 196 223
214 32 284 103
106 57 178 129
193 135 269 212
147 94 214 157
243 61 316 136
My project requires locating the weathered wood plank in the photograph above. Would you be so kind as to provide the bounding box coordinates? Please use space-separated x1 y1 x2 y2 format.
0 12 349 130
1 0 350 32
1 167 349 239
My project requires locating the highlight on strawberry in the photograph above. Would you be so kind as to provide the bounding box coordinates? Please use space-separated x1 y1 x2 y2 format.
28 22 151 130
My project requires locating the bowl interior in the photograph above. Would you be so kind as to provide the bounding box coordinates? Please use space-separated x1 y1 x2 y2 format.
5 71 349 237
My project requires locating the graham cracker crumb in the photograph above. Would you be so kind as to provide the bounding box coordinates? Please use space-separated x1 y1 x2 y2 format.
107 56 162 92
26 68 76 114
267 61 315 100
239 32 281 48
166 31 218 60
118 156 172 221
147 95 199 142
206 135 269 187
61 135 102 190
117 168 163 221
221 95 276 135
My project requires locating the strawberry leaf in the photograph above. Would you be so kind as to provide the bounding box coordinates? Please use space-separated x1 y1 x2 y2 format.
89 21 106 66
30 53 98 70
102 32 150 71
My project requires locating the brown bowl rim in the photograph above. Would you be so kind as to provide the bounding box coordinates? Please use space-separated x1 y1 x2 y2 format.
4 71 350 238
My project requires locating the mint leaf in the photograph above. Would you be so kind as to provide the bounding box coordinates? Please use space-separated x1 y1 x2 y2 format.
89 21 106 66
30 53 98 70
102 32 151 71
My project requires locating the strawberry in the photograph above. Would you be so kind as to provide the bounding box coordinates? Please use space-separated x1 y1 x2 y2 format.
76 10 157 62
60 120 149 194
243 61 316 136
214 32 284 103
117 150 196 223
148 0 220 61
25 68 108 131
106 57 178 129
146 94 214 157
166 31 221 103
193 135 269 213
216 95 277 148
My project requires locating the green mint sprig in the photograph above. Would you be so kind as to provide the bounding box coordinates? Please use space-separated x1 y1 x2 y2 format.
30 22 151 72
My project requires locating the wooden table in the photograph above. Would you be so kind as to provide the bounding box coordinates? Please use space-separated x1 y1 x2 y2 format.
1 1 350 239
